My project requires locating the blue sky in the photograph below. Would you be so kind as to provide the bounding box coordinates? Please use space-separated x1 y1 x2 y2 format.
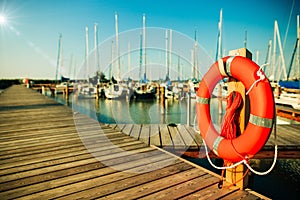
0 0 299 79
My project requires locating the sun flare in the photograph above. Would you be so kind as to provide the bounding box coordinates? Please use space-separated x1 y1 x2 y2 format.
0 14 7 25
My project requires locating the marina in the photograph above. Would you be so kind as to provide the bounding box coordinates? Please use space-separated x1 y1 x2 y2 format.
0 85 272 199
0 82 299 199
1 1 300 199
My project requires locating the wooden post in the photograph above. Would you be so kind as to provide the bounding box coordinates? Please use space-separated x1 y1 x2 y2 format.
160 86 165 114
96 84 100 100
225 48 252 190
218 83 223 115
41 86 45 95
65 83 69 101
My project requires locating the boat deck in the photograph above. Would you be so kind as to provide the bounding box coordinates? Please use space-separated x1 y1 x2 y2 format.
0 85 267 199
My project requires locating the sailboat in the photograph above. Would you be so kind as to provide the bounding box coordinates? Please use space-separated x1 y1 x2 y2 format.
212 9 228 99
279 15 300 90
133 14 156 100
54 33 73 94
271 16 300 109
77 26 98 99
104 13 129 100
104 83 127 99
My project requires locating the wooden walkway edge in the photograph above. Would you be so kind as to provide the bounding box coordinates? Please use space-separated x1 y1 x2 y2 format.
0 85 268 199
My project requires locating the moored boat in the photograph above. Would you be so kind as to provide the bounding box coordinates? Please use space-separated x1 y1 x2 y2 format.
104 83 127 99
133 83 156 99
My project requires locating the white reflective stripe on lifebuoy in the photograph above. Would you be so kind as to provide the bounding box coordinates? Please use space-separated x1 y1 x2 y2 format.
212 136 224 156
196 96 210 104
225 56 235 76
218 59 227 76
249 114 273 128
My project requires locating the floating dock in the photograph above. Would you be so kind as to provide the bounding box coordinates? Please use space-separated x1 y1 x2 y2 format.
0 85 270 199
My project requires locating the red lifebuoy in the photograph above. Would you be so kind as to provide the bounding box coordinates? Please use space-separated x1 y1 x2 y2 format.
196 56 274 162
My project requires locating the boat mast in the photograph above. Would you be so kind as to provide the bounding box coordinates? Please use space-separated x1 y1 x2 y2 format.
296 15 300 79
169 29 172 81
177 56 181 82
244 30 247 49
128 42 130 74
115 12 120 81
273 21 287 81
263 39 272 75
139 32 143 81
143 14 146 81
109 41 114 79
165 29 169 80
85 26 89 81
55 33 62 84
94 23 100 72
287 15 300 79
190 49 193 79
217 9 223 61
287 38 299 79
193 29 198 79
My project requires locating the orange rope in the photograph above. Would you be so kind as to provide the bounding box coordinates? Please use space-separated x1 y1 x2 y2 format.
220 91 243 139
218 91 246 188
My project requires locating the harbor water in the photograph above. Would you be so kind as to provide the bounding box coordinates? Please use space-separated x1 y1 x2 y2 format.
51 93 299 199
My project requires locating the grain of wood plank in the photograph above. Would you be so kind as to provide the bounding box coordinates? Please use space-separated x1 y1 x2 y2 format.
15 156 179 200
0 146 159 185
177 125 198 149
130 124 141 138
0 141 148 176
57 161 192 200
122 124 133 135
220 191 260 200
0 136 137 164
0 150 167 198
139 174 219 200
184 124 203 146
168 125 186 148
149 124 161 146
139 124 150 145
160 124 173 147
97 168 207 200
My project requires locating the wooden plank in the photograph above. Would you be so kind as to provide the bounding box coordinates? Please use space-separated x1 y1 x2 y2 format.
0 142 149 181
113 124 126 131
177 125 199 149
168 125 186 148
0 137 138 168
83 168 205 200
184 125 203 147
122 124 133 135
139 124 150 145
0 150 169 199
159 124 173 147
139 174 219 200
149 124 161 146
130 124 141 138
16 156 181 199
221 190 264 200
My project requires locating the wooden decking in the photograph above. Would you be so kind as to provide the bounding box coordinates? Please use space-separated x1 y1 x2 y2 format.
108 121 300 159
0 85 267 199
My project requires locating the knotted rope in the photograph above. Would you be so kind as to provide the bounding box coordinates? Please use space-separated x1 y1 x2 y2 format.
220 91 243 140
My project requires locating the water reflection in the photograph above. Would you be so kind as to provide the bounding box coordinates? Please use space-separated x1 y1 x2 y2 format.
51 93 227 126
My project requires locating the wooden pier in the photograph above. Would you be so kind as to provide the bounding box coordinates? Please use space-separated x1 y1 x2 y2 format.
107 121 300 159
0 85 269 199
